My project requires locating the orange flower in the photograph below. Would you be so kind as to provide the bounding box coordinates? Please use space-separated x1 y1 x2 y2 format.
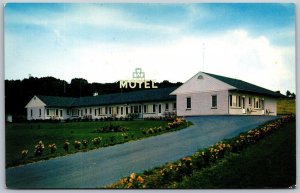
130 173 136 180
127 182 132 188
137 176 144 184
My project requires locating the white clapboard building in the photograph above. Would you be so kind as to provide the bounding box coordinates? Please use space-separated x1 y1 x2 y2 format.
25 72 282 120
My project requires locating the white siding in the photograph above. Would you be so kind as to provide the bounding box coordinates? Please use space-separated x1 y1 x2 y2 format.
263 97 277 116
27 106 45 120
171 72 236 95
43 108 68 120
176 90 229 116
25 96 46 108
228 91 277 115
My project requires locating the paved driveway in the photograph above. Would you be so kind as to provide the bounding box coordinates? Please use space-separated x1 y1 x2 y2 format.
6 116 278 188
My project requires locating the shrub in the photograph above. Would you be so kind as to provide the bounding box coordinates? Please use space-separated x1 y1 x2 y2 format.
92 137 102 146
63 140 70 152
21 149 28 158
34 141 45 156
158 126 162 132
74 140 81 150
48 144 57 154
148 128 154 134
82 140 88 148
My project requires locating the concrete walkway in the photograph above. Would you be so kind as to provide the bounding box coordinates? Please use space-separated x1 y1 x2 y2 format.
6 116 278 188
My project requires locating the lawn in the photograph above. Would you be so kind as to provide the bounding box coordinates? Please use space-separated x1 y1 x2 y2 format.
177 120 296 188
277 98 296 115
6 119 191 168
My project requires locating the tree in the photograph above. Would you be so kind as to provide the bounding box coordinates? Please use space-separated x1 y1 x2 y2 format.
290 93 296 99
286 90 291 97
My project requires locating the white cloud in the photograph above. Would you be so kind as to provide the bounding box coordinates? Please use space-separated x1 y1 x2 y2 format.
49 29 294 93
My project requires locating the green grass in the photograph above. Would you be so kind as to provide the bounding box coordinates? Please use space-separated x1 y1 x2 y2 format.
277 98 296 115
6 120 192 168
177 120 296 188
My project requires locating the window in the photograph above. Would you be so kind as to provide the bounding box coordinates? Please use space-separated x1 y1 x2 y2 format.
126 107 128 114
98 108 101 115
60 110 63 117
121 107 123 115
39 109 41 117
249 97 252 105
67 109 70 115
56 109 58 116
186 97 191 109
94 109 97 116
230 95 241 108
139 105 142 113
212 95 217 108
158 104 161 113
254 98 262 109
47 109 49 116
117 107 119 114
30 109 33 117
134 106 138 113
130 106 133 113
85 109 87 114
109 107 112 114
173 102 176 110
153 104 156 113
143 105 147 113
105 107 108 114
165 103 169 111
90 108 92 114
232 95 237 107
237 96 241 107
81 110 83 116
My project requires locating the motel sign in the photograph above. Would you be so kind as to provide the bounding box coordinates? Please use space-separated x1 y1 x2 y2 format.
119 68 158 89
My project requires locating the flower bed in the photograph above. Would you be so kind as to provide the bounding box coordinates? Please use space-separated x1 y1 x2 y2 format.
109 115 295 189
142 117 186 135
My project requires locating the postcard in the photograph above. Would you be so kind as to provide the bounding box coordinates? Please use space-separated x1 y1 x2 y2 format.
4 3 296 189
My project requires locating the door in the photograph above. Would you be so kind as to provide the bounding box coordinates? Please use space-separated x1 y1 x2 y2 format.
242 97 246 114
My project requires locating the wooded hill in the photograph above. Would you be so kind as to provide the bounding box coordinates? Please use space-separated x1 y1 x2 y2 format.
5 77 183 117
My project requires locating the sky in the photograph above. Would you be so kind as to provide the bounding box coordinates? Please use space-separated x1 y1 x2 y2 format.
4 3 295 93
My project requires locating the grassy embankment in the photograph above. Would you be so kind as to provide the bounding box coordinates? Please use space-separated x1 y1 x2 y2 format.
277 98 296 115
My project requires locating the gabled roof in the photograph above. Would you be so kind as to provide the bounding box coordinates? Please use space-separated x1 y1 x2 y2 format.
204 72 283 97
37 95 76 108
36 87 177 108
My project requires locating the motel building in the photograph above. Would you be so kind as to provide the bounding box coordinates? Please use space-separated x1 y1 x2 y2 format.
25 72 282 120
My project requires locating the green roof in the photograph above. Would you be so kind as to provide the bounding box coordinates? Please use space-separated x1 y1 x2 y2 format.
37 87 177 108
37 95 76 108
204 72 283 97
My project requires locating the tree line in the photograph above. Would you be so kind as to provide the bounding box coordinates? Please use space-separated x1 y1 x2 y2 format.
5 76 183 117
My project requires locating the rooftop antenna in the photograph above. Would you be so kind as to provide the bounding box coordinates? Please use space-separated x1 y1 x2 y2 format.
202 43 205 72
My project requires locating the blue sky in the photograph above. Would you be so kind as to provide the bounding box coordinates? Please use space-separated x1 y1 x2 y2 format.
4 3 295 93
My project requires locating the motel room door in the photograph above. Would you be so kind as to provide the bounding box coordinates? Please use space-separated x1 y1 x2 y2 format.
242 97 246 114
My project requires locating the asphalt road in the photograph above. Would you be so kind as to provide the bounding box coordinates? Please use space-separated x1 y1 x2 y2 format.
6 116 278 188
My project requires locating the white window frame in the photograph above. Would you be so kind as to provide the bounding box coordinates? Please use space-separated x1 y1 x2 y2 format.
211 95 217 109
